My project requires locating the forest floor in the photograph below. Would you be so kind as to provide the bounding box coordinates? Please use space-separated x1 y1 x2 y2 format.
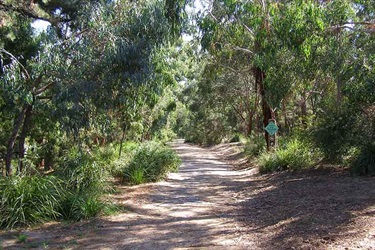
1 139 375 249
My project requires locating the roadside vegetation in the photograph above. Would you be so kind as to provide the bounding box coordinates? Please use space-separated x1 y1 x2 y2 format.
0 140 181 229
180 0 374 176
0 0 374 232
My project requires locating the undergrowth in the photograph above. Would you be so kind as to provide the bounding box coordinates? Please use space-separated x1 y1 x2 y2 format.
258 137 317 173
0 175 65 229
0 145 118 229
351 143 375 176
120 141 181 185
244 133 266 158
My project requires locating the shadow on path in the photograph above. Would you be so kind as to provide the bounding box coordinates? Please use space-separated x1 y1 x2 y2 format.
1 140 374 249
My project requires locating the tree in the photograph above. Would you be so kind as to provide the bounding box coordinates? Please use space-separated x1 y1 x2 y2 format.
1 0 188 176
196 0 328 149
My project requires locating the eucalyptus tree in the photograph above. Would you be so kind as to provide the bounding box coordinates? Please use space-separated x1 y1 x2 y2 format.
311 0 375 172
1 0 189 176
197 0 328 149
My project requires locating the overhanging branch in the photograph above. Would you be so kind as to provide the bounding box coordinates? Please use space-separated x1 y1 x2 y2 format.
0 2 71 24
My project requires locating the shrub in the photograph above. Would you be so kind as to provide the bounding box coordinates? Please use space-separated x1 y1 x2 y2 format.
244 133 266 158
58 192 104 221
122 141 181 184
312 109 358 162
351 143 375 176
111 141 140 177
258 138 316 173
229 134 241 143
55 147 112 221
0 145 121 229
0 176 65 229
58 148 109 193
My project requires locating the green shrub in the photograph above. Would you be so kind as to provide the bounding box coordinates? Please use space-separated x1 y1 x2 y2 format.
58 192 104 221
258 138 316 173
96 146 116 165
153 128 177 143
17 234 28 243
351 143 375 176
312 109 358 162
229 134 241 143
122 141 181 184
0 176 65 229
126 167 145 185
0 145 120 228
55 147 112 221
59 148 109 193
244 133 266 158
111 141 140 177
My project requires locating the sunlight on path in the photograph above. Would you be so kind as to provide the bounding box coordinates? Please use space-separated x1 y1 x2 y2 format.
68 139 255 249
2 140 375 249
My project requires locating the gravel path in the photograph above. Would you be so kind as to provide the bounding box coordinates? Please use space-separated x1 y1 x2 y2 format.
1 139 374 249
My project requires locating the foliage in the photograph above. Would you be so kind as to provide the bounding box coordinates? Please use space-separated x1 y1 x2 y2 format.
1 0 375 233
258 138 316 173
122 141 181 184
17 234 28 243
0 175 65 229
58 192 105 221
244 133 266 159
0 144 120 229
312 108 358 161
111 141 139 177
58 148 109 193
351 143 375 176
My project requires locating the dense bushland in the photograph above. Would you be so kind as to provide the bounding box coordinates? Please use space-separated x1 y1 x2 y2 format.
181 0 374 175
0 140 180 229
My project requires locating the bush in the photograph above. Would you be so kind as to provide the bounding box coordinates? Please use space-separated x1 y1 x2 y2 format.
55 147 112 221
58 192 104 221
122 141 181 184
244 133 266 158
229 134 241 143
111 141 140 177
258 138 316 173
351 143 375 176
312 109 358 162
0 145 121 229
58 148 109 193
0 176 65 229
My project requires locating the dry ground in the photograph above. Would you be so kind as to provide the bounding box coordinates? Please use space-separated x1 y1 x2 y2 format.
1 140 374 249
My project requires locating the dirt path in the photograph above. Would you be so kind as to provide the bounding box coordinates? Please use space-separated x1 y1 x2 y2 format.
1 140 375 249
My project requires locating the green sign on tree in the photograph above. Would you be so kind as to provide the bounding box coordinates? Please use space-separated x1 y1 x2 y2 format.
265 121 279 136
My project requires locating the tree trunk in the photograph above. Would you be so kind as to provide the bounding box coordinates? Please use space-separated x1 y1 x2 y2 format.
254 67 273 151
300 92 307 127
18 104 33 173
5 105 28 176
246 113 253 137
282 100 289 134
118 124 127 158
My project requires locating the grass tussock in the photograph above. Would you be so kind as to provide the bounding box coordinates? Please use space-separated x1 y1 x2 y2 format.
116 141 181 185
258 138 318 173
0 175 65 229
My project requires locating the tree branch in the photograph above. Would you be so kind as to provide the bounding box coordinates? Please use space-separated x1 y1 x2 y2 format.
0 49 30 79
0 2 71 24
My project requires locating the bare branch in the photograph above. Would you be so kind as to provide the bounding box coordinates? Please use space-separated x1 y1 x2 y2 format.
233 46 254 54
0 49 30 79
